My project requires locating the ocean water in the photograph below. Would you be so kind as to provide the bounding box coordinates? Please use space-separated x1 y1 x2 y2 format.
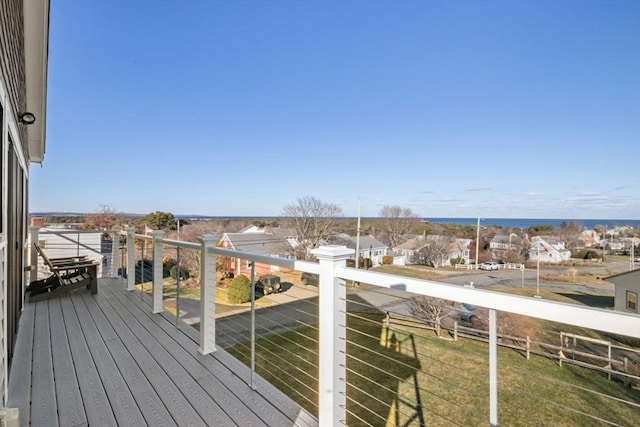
423 218 640 229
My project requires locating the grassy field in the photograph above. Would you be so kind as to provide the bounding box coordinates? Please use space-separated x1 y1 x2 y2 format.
225 312 640 426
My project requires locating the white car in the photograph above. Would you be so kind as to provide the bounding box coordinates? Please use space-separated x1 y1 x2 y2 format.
479 262 499 271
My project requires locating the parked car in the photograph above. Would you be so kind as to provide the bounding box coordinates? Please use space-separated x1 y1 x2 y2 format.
479 262 499 271
256 274 282 295
301 272 319 286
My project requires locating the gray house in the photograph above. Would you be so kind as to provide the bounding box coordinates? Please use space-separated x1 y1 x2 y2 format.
606 269 640 314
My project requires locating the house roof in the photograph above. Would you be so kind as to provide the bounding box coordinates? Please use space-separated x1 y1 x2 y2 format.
394 236 424 251
491 234 522 245
329 235 387 250
24 0 50 163
221 233 293 256
605 268 640 281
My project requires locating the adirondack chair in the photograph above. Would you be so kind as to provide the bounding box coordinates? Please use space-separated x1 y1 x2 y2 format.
26 243 99 302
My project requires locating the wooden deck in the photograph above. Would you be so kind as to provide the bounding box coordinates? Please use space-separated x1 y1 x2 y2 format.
7 277 317 427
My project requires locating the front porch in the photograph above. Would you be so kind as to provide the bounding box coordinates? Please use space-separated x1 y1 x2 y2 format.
7 277 315 427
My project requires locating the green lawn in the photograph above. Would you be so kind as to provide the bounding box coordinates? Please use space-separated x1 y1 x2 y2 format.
225 313 640 426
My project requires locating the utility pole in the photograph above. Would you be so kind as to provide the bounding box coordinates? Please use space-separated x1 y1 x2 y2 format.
355 199 361 270
475 217 480 269
535 242 541 298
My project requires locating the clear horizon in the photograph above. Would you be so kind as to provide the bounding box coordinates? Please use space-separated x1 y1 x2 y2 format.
30 0 640 219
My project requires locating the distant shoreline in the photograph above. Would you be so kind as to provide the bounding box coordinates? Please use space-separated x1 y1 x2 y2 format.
30 212 639 230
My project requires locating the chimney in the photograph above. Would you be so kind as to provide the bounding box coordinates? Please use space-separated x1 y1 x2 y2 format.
31 217 45 227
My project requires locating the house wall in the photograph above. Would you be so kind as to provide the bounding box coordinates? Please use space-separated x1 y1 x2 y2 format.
613 273 640 314
0 0 29 405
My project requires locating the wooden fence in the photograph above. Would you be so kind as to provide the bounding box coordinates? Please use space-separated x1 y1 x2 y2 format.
384 313 640 387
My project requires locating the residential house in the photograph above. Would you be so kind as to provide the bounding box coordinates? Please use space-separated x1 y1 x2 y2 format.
218 231 295 277
606 269 640 314
529 236 571 263
0 0 50 403
329 234 388 266
489 233 522 253
393 236 425 263
599 239 626 252
579 230 600 247
394 235 471 267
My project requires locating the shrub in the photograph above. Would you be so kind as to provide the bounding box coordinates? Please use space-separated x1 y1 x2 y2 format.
227 274 252 304
450 257 463 266
382 255 394 265
169 265 190 280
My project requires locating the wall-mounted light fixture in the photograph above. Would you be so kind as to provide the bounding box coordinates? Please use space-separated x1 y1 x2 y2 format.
18 112 36 125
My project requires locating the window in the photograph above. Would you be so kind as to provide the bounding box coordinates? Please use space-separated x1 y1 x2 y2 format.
626 291 637 311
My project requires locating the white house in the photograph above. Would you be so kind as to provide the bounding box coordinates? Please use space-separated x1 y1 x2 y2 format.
606 269 640 314
0 0 50 404
529 236 571 263
329 234 388 266
394 235 471 267
490 234 522 252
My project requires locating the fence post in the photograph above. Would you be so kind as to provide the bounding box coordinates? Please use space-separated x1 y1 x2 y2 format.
198 235 217 355
312 245 354 427
526 336 530 360
110 226 121 277
454 321 458 341
151 230 165 313
29 226 39 280
126 227 136 291
489 309 498 427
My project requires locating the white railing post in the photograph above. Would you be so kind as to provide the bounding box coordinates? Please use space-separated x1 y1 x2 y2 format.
110 226 121 277
198 235 217 355
489 308 498 426
151 230 165 313
312 245 354 427
126 227 136 291
29 226 39 280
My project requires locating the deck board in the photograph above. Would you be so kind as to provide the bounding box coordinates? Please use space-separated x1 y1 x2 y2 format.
8 277 317 427
6 303 35 426
96 287 237 426
58 297 117 426
48 298 87 427
30 302 58 426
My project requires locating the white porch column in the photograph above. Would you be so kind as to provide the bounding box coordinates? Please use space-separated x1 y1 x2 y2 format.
311 245 354 427
151 230 165 313
29 226 39 280
198 235 217 355
126 227 136 291
110 226 121 277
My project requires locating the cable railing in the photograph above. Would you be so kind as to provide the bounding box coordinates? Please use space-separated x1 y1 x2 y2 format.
104 229 640 427
28 227 110 280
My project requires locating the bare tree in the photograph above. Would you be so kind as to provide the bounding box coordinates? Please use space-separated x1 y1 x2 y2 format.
169 222 215 280
81 205 122 231
282 196 343 260
410 296 455 336
412 236 454 268
557 221 584 249
378 205 421 248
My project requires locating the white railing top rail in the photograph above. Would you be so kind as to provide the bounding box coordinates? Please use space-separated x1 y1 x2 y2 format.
337 266 640 338
159 238 200 250
35 228 106 235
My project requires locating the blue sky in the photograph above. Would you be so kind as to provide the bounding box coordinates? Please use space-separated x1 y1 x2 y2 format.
30 0 640 219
